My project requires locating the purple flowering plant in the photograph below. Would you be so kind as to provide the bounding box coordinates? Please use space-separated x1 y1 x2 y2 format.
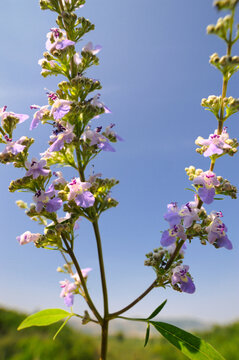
1 0 239 359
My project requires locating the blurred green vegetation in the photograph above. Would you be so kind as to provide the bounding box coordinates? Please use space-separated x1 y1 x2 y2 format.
0 307 238 359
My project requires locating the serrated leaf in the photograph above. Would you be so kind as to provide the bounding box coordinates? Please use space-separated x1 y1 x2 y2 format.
147 299 167 320
150 321 225 360
144 323 150 347
18 309 71 330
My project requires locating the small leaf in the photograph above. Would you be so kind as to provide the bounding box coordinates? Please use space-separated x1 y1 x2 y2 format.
214 198 224 200
147 299 167 320
185 188 196 193
144 323 150 347
53 315 73 340
150 321 225 360
18 309 71 330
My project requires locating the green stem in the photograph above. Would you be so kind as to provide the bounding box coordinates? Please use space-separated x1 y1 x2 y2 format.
75 146 86 181
58 0 65 12
61 234 102 324
109 237 186 319
108 280 157 319
218 9 234 134
100 320 109 360
164 239 185 271
198 8 235 206
92 220 109 318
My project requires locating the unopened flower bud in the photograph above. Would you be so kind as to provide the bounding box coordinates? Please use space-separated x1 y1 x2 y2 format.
195 169 203 176
193 224 202 233
16 200 28 209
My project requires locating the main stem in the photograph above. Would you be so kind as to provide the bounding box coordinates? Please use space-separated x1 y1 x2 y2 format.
75 148 109 358
92 219 109 359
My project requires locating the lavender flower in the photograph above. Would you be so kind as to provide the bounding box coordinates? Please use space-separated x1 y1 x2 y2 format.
196 128 231 157
164 197 199 229
67 178 95 208
73 52 82 65
60 280 77 307
50 99 72 120
82 127 115 152
52 171 67 186
171 265 195 294
167 242 187 255
206 211 232 249
17 231 41 245
179 200 200 228
161 224 187 247
46 28 75 52
30 104 49 130
71 268 92 283
1 137 25 155
164 202 181 227
25 158 51 179
91 94 111 114
0 106 29 124
49 123 75 152
104 123 123 141
82 42 102 55
33 185 62 213
193 170 220 204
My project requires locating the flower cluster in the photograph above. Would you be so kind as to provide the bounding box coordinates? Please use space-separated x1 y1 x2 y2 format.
59 265 92 307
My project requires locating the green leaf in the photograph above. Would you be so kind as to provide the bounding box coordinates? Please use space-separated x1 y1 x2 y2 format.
213 198 224 200
185 188 196 193
53 315 73 340
150 321 225 360
147 299 167 320
18 309 71 330
144 323 150 347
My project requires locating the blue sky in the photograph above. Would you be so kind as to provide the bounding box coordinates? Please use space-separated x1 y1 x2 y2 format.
0 0 238 325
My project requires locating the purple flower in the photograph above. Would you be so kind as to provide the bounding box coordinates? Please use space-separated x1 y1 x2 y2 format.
1 136 26 155
167 242 187 255
104 123 123 141
196 128 231 157
82 42 102 55
193 170 220 204
33 185 62 213
88 172 102 183
91 94 111 114
179 200 200 228
30 104 49 130
48 123 75 152
171 265 195 294
67 178 95 208
46 28 75 52
60 280 77 307
52 171 67 186
50 99 72 120
73 52 82 65
164 202 181 227
17 231 41 245
205 211 232 249
0 106 29 124
161 224 187 247
25 158 51 179
82 127 115 152
71 268 92 283
164 197 199 229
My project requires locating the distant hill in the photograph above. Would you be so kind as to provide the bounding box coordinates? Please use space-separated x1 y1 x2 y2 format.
0 307 239 360
71 316 210 337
